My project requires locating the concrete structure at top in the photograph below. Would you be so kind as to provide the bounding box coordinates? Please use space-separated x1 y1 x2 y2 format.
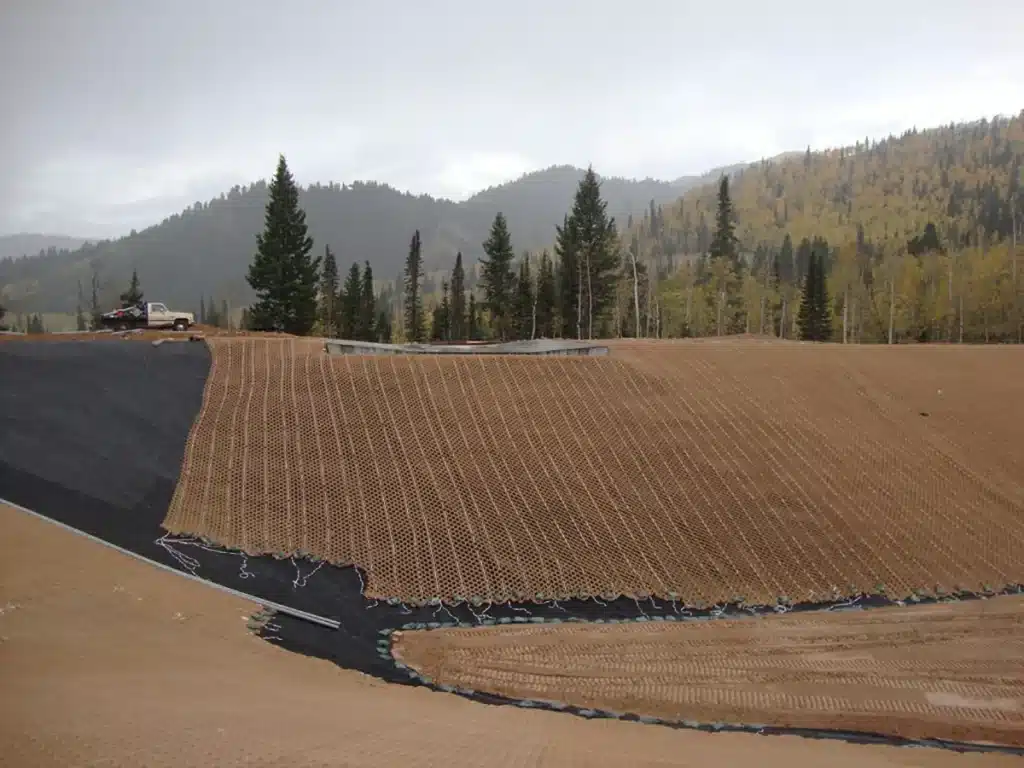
324 338 609 357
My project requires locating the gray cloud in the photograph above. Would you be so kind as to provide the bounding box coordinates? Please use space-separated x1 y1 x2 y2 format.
2 0 1023 238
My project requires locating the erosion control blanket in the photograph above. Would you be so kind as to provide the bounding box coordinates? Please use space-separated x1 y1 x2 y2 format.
164 337 1024 606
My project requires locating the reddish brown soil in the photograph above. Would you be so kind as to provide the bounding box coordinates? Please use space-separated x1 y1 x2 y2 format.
165 337 1024 606
7 504 1008 767
394 596 1024 746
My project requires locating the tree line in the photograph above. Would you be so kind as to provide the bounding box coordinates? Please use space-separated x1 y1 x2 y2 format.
398 167 621 342
245 157 625 343
629 115 1023 344
243 153 839 344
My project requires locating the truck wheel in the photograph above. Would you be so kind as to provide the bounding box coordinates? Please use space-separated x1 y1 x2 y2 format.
115 322 129 332
173 319 189 332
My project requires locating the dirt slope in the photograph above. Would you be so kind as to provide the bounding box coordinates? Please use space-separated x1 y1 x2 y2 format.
7 504 1014 767
165 337 1024 606
395 596 1024 745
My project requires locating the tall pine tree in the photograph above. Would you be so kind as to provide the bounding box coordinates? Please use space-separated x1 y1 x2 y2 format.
707 174 745 334
357 261 376 342
467 293 480 340
376 310 392 343
708 176 740 268
247 154 320 334
76 279 87 331
535 250 556 338
89 264 102 331
449 252 466 341
568 167 619 339
798 250 832 341
513 254 534 340
404 230 425 342
479 212 516 340
554 214 578 338
340 262 362 339
431 280 451 341
318 244 339 336
119 268 144 307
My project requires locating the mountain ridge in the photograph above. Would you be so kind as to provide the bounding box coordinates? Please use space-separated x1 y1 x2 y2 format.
0 163 745 313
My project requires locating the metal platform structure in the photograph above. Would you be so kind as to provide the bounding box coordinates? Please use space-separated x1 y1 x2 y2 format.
324 338 609 357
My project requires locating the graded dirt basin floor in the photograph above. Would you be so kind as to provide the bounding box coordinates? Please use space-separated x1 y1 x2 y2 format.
394 597 1024 746
1 505 1018 768
165 337 1024 606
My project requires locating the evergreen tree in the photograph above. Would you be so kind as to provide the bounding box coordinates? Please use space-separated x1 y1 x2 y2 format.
376 310 392 343
119 268 144 307
439 279 451 341
513 254 534 340
709 175 740 268
89 265 102 331
357 261 376 342
535 250 556 338
467 292 480 340
707 174 745 333
340 261 362 339
431 281 451 341
247 154 320 334
798 250 832 341
0 303 6 332
773 233 795 284
568 167 619 338
479 212 516 340
221 299 230 330
554 214 578 337
449 252 466 341
199 295 206 324
795 237 813 283
75 280 86 331
240 308 251 331
403 230 425 342
318 244 339 336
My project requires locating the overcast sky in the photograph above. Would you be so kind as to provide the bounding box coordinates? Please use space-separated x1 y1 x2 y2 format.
2 0 1023 239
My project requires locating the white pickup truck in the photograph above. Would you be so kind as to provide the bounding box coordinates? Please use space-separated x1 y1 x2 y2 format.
100 301 195 332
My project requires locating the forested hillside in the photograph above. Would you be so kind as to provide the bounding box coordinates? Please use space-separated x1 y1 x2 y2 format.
0 166 699 315
0 234 89 261
622 113 1023 343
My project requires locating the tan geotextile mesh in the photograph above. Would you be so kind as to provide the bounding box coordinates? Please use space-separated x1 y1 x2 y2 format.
164 337 1024 605
392 596 1024 746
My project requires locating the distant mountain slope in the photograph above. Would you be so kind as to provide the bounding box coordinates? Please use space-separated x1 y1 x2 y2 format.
0 234 89 261
0 166 704 314
635 116 1023 256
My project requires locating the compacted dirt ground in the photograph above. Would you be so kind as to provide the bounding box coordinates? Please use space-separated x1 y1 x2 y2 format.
394 597 1024 746
2 504 1017 768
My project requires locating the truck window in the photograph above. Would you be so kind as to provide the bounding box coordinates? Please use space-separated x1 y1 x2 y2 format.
152 304 168 313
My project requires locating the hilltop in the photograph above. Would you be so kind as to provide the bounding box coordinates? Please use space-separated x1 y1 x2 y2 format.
0 166 718 315
627 113 1023 343
0 234 90 261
